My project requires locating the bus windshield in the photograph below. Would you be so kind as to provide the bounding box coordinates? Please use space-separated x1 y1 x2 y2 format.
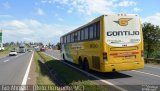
105 15 141 47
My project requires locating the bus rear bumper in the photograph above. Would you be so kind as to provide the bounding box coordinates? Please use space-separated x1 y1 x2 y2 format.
102 61 144 72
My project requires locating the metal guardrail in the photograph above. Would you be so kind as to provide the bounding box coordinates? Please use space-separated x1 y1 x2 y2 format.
145 58 160 63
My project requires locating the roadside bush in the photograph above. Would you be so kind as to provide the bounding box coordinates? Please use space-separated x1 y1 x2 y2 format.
156 59 160 63
155 54 160 59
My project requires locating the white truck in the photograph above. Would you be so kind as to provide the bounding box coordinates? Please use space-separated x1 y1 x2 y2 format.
19 44 26 53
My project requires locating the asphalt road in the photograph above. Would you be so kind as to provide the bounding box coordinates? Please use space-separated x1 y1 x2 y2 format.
0 52 33 85
45 49 160 91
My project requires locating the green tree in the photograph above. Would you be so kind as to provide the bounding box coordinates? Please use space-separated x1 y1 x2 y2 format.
56 42 61 50
142 23 160 58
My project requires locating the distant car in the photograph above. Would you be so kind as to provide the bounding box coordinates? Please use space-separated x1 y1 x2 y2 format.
34 46 40 51
27 49 32 52
9 50 17 56
40 47 46 52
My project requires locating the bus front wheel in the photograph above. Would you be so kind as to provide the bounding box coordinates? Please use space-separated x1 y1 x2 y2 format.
63 54 66 61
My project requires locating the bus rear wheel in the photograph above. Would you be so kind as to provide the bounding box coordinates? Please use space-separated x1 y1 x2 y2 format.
83 58 90 72
78 57 83 69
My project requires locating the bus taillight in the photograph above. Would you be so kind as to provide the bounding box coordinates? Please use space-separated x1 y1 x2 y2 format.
141 50 144 58
103 52 108 61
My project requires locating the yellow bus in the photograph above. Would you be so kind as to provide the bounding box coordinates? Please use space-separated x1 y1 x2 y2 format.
60 14 144 72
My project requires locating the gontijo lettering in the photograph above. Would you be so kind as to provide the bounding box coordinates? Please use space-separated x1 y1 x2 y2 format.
107 31 140 36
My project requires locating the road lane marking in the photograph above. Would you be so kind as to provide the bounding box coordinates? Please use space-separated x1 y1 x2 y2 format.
21 52 34 90
3 60 9 62
43 52 127 91
132 70 160 78
145 65 160 69
3 53 26 63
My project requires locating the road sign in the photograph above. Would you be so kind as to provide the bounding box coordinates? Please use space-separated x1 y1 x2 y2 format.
0 31 2 43
0 37 2 43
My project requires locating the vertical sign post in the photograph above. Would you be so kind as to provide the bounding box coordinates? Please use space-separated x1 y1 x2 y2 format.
0 30 2 48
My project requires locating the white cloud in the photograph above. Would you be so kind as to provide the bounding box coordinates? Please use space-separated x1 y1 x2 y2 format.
133 7 141 12
8 20 28 28
3 1 11 9
66 0 115 15
0 15 13 18
67 8 73 14
41 0 48 4
142 13 160 26
115 0 136 7
36 8 45 16
54 14 64 22
0 19 73 43
40 0 137 15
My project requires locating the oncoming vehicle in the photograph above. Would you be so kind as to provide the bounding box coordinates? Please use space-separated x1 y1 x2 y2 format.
9 50 17 56
19 44 26 53
60 14 144 72
40 47 46 52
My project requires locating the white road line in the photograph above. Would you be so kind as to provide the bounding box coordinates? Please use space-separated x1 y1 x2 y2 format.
3 60 9 62
132 70 160 78
21 52 34 90
145 65 160 69
3 53 26 63
43 52 127 91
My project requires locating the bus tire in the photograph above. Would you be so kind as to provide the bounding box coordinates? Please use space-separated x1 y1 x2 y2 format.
83 58 90 72
78 57 83 69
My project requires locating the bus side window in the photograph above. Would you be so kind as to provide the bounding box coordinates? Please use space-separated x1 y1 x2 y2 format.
64 36 66 44
84 27 89 40
78 30 81 41
96 21 100 39
70 33 73 43
81 29 84 41
67 34 70 43
66 35 68 43
89 25 94 39
93 23 97 39
70 33 72 43
74 32 78 42
62 37 64 44
71 33 74 42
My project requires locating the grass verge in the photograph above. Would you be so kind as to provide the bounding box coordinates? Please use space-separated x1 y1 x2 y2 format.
0 47 10 57
38 52 107 91
34 52 55 85
0 45 19 57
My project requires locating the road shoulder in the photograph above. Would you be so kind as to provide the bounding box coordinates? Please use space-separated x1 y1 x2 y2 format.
26 55 37 85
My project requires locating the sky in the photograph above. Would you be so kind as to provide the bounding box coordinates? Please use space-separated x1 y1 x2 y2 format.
0 0 160 44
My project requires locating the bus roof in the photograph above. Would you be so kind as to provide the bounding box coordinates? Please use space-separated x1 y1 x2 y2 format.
61 15 103 37
61 14 138 37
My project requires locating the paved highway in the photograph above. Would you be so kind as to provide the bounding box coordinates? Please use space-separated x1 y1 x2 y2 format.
44 49 160 91
0 52 33 85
